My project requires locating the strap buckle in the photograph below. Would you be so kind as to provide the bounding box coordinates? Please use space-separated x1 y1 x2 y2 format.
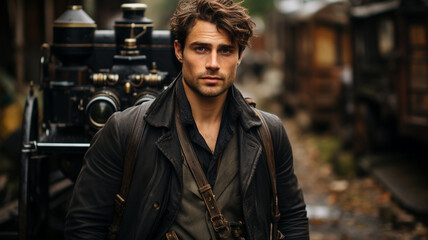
211 215 231 239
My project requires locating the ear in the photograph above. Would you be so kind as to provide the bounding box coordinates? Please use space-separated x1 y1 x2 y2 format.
174 40 183 63
237 49 244 66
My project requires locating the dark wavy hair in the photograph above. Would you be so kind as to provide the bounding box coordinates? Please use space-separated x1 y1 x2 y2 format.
170 0 255 55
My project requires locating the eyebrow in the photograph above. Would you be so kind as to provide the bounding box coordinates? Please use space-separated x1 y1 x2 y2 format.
189 42 236 49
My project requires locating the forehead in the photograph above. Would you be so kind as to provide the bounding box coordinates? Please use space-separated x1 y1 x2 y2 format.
185 20 234 46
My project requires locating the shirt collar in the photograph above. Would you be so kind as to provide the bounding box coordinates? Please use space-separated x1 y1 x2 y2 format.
176 78 240 127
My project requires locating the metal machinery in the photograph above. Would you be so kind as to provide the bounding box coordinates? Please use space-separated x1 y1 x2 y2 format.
19 3 179 239
350 0 428 153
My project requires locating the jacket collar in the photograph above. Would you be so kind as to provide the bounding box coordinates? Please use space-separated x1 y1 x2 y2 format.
144 73 262 131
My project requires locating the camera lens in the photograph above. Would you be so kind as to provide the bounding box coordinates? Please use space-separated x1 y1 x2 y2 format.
86 91 120 129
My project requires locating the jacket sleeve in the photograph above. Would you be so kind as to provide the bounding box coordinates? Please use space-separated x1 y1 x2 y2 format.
264 112 309 239
64 112 127 240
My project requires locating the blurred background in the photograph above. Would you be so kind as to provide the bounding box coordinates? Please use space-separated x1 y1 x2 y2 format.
0 0 427 239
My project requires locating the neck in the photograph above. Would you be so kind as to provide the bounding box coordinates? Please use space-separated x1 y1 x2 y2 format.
181 79 230 153
181 79 229 124
186 89 228 125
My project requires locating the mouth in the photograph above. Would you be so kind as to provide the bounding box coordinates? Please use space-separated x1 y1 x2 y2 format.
200 75 223 83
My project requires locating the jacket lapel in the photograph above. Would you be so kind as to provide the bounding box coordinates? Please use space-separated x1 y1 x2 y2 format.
238 127 262 198
146 76 183 182
213 132 238 200
155 130 183 187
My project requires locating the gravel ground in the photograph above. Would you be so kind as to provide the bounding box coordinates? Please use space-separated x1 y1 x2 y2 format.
283 112 428 240
235 71 428 240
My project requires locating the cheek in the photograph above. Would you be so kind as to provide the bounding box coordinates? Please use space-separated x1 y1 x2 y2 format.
225 60 239 73
183 60 196 74
222 54 240 66
182 57 201 79
183 54 202 68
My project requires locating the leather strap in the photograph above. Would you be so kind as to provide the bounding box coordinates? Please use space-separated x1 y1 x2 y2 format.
107 103 149 240
252 108 280 240
174 101 232 239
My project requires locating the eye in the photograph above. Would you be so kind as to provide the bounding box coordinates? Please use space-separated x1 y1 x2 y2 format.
195 47 206 53
220 48 233 55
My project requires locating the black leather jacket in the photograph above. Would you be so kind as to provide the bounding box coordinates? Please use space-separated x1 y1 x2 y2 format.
65 78 309 240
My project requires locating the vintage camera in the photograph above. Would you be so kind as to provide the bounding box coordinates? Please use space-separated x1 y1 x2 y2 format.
30 2 181 179
19 3 179 239
43 3 179 132
34 2 180 179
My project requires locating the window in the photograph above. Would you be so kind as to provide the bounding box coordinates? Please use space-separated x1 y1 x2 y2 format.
314 26 336 67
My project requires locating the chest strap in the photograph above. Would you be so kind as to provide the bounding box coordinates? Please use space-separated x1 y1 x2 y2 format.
107 103 149 240
174 101 232 239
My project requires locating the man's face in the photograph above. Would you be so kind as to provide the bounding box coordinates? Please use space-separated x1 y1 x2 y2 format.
174 20 242 99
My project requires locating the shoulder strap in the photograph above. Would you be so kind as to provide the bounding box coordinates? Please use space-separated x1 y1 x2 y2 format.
251 107 280 240
107 103 150 240
174 101 232 239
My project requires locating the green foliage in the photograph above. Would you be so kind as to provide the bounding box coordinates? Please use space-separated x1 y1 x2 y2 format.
311 135 357 178
241 0 274 18
333 152 356 178
138 0 178 29
311 135 342 164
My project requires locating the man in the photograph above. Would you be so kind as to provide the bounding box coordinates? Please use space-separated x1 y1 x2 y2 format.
65 0 309 239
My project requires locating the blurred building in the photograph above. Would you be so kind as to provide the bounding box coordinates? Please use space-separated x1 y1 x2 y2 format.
273 0 351 129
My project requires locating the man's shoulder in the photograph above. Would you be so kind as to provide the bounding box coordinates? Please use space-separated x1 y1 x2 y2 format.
111 100 154 123
252 107 290 142
257 109 282 125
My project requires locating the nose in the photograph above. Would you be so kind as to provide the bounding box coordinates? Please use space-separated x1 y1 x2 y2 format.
205 51 220 71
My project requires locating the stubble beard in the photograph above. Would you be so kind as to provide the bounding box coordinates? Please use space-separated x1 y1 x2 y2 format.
183 73 233 98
